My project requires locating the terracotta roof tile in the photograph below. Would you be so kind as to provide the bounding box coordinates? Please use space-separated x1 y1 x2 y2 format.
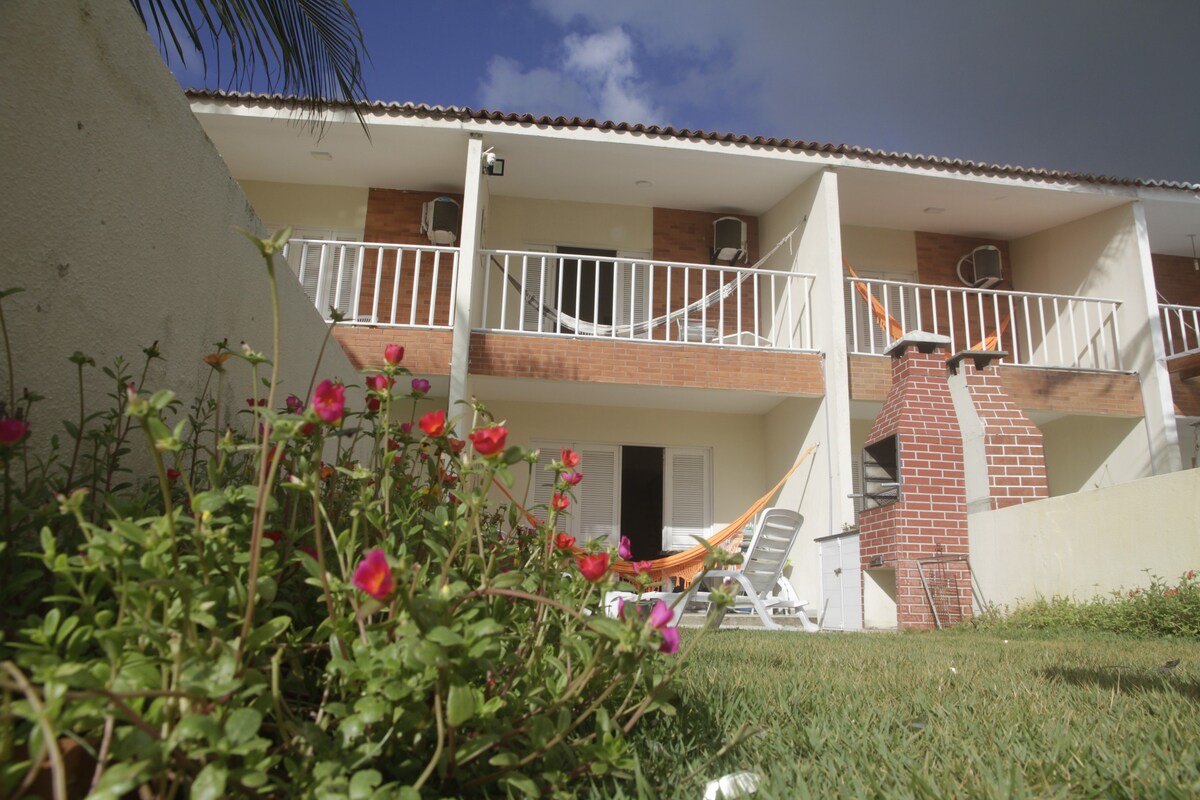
185 90 1200 192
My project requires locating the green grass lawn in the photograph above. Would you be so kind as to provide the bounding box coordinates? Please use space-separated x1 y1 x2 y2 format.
617 629 1200 799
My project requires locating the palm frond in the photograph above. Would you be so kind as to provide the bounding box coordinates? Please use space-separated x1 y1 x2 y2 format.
132 0 370 133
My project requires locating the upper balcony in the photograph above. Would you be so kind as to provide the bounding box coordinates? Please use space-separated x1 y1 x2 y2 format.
846 276 1125 372
478 248 815 351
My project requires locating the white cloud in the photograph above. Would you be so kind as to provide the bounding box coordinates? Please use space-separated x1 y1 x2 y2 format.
479 27 663 124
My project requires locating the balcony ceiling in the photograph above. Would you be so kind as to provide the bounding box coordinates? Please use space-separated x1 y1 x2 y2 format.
193 107 1200 257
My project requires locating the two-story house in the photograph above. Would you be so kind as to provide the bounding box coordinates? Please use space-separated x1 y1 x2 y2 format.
188 90 1200 628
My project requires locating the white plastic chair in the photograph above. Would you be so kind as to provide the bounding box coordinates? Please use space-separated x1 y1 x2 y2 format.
651 508 818 632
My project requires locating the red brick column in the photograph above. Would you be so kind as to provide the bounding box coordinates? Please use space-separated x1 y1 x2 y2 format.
954 356 1048 509
858 333 970 630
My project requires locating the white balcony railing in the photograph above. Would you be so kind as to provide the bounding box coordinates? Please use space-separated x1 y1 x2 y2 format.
478 249 817 350
282 238 459 327
1160 303 1200 358
846 278 1125 372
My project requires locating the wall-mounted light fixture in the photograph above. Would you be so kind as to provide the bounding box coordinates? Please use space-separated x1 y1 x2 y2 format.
482 147 505 176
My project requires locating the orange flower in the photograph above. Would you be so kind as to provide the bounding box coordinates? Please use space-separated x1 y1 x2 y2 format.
551 492 570 512
419 410 446 437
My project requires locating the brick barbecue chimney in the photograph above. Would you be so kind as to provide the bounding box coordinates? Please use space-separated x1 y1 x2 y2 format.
858 332 971 630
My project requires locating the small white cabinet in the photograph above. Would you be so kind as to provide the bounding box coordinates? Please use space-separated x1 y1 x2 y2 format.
816 531 862 631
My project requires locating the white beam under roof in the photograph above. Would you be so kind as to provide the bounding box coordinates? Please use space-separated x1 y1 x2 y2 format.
190 99 1200 255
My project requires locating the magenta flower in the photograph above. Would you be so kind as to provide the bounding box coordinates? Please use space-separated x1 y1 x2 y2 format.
311 380 346 423
618 536 632 560
384 344 404 366
285 394 304 412
649 599 673 629
353 548 395 600
411 378 431 395
562 470 583 486
659 626 680 654
0 418 29 446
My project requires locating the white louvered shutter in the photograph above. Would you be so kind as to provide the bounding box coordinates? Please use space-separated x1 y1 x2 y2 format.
283 227 361 319
521 246 555 333
577 445 619 545
618 257 651 334
664 448 711 551
851 458 864 517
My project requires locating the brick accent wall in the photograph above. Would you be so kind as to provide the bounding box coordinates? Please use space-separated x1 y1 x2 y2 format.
469 333 824 394
914 231 1014 349
1000 368 1142 416
1168 352 1200 417
1151 253 1200 306
355 188 463 325
858 340 970 630
956 359 1049 509
333 326 453 377
849 355 1143 417
651 208 760 342
848 355 892 401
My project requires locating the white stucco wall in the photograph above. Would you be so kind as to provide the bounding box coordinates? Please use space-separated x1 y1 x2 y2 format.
1011 203 1179 477
970 469 1200 606
758 171 853 603
1039 414 1146 494
239 180 369 235
840 226 918 275
484 197 653 253
0 0 358 455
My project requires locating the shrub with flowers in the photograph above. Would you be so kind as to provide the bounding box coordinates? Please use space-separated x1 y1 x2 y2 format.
0 231 718 798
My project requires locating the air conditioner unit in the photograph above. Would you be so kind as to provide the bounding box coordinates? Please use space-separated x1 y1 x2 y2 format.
712 217 747 264
421 197 461 246
956 245 1003 290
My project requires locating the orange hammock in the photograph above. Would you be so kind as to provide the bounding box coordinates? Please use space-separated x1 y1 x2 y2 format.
844 258 1009 352
495 443 818 587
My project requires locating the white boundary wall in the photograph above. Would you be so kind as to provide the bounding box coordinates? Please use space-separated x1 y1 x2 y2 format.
0 1 358 442
970 469 1200 606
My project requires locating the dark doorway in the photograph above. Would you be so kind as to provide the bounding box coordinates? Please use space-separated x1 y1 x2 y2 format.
620 445 664 560
558 246 617 326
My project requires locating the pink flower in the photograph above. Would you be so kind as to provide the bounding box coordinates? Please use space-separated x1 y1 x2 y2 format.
166 468 181 482
353 548 395 600
561 448 580 468
366 374 394 392
551 492 570 512
366 396 381 413
411 378 431 395
0 418 29 446
1188 570 1196 581
447 437 466 454
659 626 680 654
285 394 304 413
311 380 346 424
419 410 446 437
264 530 284 546
649 599 673 629
400 422 414 434
384 344 404 366
618 536 632 560
246 397 267 407
576 553 609 583
469 426 508 456
554 533 576 550
561 470 583 486
631 560 654 574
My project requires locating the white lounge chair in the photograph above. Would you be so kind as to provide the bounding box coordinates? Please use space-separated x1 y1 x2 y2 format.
656 507 819 632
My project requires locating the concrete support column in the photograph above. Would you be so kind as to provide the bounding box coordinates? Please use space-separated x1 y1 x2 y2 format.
449 134 486 416
1131 201 1182 474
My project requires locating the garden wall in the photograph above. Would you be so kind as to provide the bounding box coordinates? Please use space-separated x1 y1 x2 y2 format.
0 0 358 436
969 468 1200 607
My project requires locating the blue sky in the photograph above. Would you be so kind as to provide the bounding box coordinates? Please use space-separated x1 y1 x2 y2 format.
166 0 1200 184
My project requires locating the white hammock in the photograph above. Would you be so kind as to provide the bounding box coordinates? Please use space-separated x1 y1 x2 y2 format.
492 226 800 338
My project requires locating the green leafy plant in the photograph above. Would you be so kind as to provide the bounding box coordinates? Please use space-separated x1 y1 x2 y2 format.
0 230 717 798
